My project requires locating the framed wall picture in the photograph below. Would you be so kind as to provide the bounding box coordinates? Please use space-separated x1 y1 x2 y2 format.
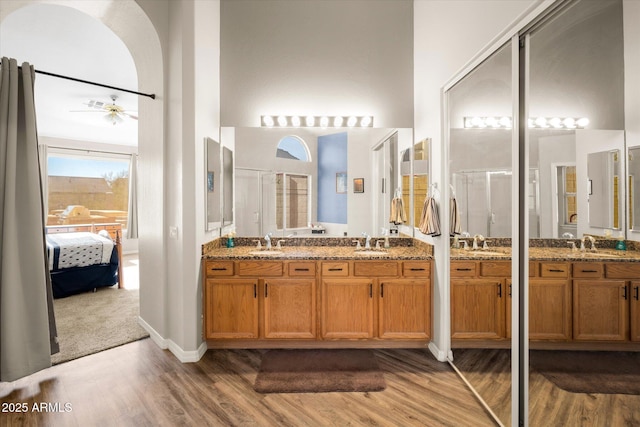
336 172 347 193
353 178 364 193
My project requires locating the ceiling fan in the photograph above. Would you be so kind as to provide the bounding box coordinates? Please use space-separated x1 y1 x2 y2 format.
71 95 138 125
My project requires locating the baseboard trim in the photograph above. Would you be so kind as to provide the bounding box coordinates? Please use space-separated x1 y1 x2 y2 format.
137 317 207 362
138 316 168 349
428 341 449 362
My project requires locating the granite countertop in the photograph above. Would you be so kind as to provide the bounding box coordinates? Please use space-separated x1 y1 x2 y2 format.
203 244 433 261
450 246 640 262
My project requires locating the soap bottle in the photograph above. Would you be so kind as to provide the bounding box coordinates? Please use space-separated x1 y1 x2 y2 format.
226 231 235 248
615 232 626 251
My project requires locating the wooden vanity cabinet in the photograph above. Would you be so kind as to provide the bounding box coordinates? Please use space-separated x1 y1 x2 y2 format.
573 279 628 341
321 278 374 339
528 262 572 341
451 261 507 340
321 260 432 341
204 258 432 346
205 278 259 339
204 260 316 340
631 281 640 342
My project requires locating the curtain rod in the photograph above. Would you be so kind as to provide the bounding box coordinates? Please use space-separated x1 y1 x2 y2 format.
14 66 156 100
48 145 137 158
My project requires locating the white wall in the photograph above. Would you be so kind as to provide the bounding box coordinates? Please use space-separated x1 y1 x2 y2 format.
220 0 413 129
413 0 537 360
624 0 640 241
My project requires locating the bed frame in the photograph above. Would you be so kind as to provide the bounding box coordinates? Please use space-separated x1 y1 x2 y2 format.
45 222 124 290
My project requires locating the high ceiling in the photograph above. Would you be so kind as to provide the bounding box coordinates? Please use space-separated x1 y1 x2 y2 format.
0 3 138 147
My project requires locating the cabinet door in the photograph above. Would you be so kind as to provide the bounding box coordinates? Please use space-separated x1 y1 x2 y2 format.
321 278 374 339
631 281 640 342
379 279 430 339
451 279 505 339
529 279 571 340
205 279 258 339
263 279 316 339
573 280 629 341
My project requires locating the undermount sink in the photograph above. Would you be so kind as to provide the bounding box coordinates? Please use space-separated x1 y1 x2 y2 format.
569 251 623 258
465 250 508 256
248 250 283 256
355 250 388 256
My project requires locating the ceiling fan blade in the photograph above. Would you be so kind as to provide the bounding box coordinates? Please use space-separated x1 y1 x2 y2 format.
69 110 104 113
123 112 138 120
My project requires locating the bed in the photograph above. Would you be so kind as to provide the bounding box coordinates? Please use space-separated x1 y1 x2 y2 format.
45 223 124 298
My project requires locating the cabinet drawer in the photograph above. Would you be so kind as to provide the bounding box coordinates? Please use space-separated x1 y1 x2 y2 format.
288 262 316 277
205 261 234 276
480 261 510 277
605 263 640 279
573 262 603 278
451 262 477 278
237 261 283 277
322 262 349 276
354 261 399 277
539 262 569 278
403 261 430 277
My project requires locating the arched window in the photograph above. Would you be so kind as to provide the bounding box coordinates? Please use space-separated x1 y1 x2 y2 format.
276 136 310 161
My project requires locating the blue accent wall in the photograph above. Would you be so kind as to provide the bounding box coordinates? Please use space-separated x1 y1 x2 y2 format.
317 132 348 224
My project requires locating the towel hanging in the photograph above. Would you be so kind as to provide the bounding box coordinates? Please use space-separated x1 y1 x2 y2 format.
389 195 407 225
418 196 441 236
450 196 461 236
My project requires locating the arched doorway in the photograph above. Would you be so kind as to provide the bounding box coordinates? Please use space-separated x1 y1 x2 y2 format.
0 0 166 348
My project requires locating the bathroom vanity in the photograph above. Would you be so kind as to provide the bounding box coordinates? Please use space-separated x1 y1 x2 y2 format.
202 238 433 349
451 246 640 350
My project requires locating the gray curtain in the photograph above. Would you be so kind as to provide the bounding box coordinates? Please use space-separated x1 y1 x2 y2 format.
126 153 138 239
0 57 58 382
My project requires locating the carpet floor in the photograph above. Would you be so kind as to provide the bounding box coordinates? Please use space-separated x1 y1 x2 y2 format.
51 286 149 365
254 349 387 393
530 350 640 395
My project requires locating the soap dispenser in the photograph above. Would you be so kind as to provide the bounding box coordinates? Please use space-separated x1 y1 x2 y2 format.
615 232 626 251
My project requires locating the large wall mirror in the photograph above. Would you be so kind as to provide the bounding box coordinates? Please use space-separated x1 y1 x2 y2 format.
629 146 640 232
448 0 630 424
230 127 414 238
205 137 221 231
222 146 234 227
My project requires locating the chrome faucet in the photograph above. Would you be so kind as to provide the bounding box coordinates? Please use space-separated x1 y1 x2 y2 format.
567 240 578 252
583 235 597 251
264 232 273 250
473 234 485 250
276 239 285 249
362 232 372 249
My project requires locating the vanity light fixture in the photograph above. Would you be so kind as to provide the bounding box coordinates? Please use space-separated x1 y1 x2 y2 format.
261 115 374 128
464 116 589 130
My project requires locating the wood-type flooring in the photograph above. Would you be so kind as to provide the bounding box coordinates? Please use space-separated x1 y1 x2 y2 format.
452 348 640 427
1 339 494 427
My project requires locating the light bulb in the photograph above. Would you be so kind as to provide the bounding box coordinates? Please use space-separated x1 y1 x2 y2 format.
549 117 562 128
360 116 372 127
263 116 274 127
277 115 287 127
347 116 357 127
464 117 474 128
470 116 483 127
305 116 315 127
320 116 329 127
534 117 548 128
333 116 343 127
563 117 576 128
499 117 511 128
576 117 589 128
291 116 301 127
485 117 498 128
